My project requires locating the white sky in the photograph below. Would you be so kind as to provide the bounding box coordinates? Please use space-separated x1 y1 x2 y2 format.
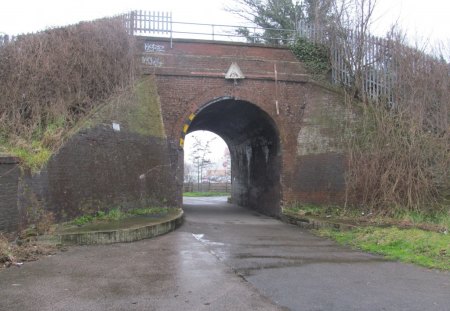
0 0 240 35
371 0 450 47
1 0 449 44
184 131 228 165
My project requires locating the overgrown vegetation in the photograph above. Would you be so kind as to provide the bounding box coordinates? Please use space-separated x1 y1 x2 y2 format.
283 202 321 215
345 101 450 214
316 227 450 270
1 233 59 270
0 16 139 170
290 37 330 74
283 203 450 233
227 0 334 45
227 0 303 44
339 10 450 215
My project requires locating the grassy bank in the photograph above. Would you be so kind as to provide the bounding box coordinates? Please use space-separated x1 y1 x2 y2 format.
283 203 450 271
283 204 450 232
70 207 172 226
316 227 450 270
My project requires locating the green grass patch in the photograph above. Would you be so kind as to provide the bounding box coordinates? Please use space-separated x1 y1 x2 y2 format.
395 210 450 231
316 226 450 270
291 37 330 75
70 207 172 226
283 202 449 232
8 142 52 172
128 207 171 216
183 192 230 197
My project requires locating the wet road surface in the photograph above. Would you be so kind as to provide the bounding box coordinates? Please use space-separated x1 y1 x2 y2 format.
0 197 449 310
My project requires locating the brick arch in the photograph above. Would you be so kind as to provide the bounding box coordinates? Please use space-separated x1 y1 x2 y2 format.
169 78 282 150
178 95 281 149
151 39 348 213
183 96 282 215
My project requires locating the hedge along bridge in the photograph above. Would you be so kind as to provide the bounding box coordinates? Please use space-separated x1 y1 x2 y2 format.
0 12 350 233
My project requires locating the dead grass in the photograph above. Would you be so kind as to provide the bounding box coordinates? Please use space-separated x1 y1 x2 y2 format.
0 233 61 272
341 31 450 215
0 16 139 169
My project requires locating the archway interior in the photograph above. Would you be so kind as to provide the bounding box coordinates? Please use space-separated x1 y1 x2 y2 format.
187 98 281 216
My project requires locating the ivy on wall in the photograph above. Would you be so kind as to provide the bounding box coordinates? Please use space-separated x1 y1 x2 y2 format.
291 37 330 75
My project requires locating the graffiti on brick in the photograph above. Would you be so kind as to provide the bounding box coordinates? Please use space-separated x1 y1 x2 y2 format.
141 56 163 67
144 42 165 53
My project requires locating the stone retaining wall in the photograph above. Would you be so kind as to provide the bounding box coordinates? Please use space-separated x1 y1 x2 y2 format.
0 156 20 233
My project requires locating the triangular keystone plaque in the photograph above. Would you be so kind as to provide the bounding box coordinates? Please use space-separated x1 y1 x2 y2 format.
225 62 245 79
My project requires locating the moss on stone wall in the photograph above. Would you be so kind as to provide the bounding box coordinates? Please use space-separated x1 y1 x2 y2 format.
132 76 166 137
2 76 165 174
80 76 166 138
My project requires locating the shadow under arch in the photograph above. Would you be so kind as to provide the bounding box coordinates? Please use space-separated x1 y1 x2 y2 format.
185 97 281 216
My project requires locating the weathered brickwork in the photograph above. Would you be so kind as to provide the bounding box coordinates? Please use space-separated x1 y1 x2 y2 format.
44 127 178 220
145 38 349 214
16 77 179 224
2 39 350 231
0 157 20 233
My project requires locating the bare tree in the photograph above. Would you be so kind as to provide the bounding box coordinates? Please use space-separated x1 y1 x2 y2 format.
331 2 450 214
183 162 194 183
327 0 378 98
220 147 232 185
189 134 216 189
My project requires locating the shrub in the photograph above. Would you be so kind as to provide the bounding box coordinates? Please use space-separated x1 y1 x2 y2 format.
291 37 330 74
0 16 139 169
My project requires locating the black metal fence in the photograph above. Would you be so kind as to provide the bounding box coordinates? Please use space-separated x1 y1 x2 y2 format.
183 182 231 193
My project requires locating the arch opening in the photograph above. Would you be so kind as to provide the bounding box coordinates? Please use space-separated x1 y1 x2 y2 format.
183 130 231 192
186 98 281 216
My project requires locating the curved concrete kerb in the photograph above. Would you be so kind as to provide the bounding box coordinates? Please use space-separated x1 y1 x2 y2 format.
39 210 184 246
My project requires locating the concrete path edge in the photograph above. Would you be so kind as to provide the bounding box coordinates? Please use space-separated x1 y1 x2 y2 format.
37 210 184 246
280 212 357 231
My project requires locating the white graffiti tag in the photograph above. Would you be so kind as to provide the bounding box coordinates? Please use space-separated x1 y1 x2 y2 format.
141 56 163 67
144 42 165 53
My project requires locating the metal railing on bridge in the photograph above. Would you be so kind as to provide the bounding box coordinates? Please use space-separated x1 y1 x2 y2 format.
122 10 298 47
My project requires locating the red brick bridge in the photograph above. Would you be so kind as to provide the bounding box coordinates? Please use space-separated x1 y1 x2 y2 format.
143 38 346 215
0 38 348 232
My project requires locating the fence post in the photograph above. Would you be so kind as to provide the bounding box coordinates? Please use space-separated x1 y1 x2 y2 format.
169 12 173 49
129 11 135 35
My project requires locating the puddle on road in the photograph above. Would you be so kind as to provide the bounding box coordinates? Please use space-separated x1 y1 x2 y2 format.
191 233 230 261
192 233 225 246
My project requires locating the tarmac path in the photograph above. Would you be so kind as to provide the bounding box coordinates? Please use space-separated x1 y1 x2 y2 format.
0 197 449 310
